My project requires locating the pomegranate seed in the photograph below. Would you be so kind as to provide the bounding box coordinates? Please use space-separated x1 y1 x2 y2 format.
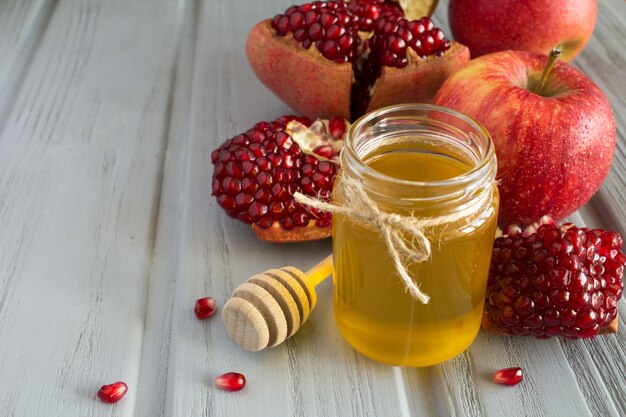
255 189 271 204
327 117 345 139
322 41 340 60
97 381 128 403
215 372 246 392
316 216 331 227
320 13 337 29
281 217 296 230
325 24 345 40
493 368 523 386
308 23 324 41
313 144 334 159
275 16 290 35
293 211 309 226
293 28 308 42
216 195 236 212
305 10 318 26
248 202 268 221
256 218 273 229
195 297 217 319
289 11 305 31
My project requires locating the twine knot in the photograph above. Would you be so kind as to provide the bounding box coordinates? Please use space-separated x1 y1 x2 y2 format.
294 174 489 304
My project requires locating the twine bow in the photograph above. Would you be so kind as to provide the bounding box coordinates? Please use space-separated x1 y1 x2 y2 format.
294 174 488 304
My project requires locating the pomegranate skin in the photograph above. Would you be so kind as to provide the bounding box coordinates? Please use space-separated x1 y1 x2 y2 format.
449 0 597 62
246 20 353 120
366 42 469 112
434 51 615 226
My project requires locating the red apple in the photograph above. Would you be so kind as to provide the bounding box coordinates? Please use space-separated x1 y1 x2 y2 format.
448 0 597 62
434 49 615 226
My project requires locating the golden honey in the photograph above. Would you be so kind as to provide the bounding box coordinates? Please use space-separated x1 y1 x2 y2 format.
332 104 499 367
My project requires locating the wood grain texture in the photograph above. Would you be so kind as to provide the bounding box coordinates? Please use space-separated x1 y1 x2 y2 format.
0 0 624 416
0 0 182 415
0 0 56 131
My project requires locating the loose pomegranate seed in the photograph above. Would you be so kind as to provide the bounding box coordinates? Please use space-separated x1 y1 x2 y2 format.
215 372 246 392
195 297 217 319
484 219 625 339
493 368 523 386
97 381 128 403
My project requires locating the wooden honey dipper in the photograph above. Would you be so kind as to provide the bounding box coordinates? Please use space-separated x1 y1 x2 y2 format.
222 255 333 351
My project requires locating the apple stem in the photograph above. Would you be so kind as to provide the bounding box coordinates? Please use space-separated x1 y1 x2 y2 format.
534 47 563 96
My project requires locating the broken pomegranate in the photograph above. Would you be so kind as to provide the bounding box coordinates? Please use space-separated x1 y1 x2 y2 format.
484 218 624 339
195 297 217 319
215 372 246 392
211 115 348 242
493 367 523 386
97 381 128 404
246 0 468 120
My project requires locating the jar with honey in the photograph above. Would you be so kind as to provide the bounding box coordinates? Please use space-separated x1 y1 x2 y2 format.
332 104 499 367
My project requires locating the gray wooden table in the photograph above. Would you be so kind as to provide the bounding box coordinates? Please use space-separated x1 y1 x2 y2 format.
1 0 625 416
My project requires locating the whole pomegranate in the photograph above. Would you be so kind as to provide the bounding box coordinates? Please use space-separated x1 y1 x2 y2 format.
246 0 469 120
484 217 624 339
211 115 349 242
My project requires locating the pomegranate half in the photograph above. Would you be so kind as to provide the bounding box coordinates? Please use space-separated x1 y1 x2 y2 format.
246 0 468 120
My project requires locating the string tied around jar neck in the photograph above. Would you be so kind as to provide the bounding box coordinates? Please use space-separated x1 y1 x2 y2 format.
294 173 489 305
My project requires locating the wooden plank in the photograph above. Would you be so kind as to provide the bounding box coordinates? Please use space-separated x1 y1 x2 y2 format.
0 0 56 130
574 0 626 236
132 0 198 415
0 0 183 415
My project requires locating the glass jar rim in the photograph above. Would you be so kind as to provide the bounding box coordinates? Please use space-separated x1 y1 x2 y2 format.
344 103 495 191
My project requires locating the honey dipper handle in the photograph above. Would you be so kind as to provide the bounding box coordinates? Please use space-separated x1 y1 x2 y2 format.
305 254 334 287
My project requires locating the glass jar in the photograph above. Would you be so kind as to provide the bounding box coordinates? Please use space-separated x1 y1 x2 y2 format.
332 104 499 367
